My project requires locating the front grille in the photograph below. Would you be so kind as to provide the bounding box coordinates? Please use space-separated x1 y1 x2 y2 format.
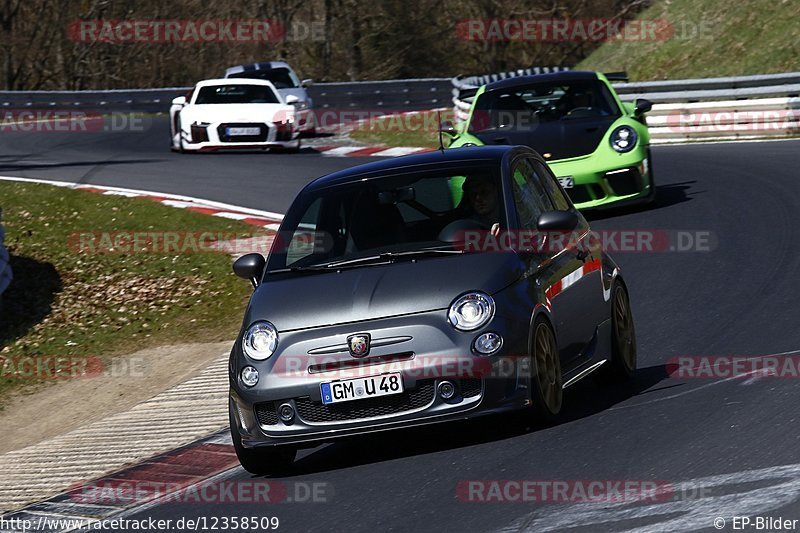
254 402 278 426
460 378 482 398
566 185 592 204
295 380 436 423
217 123 269 142
605 168 642 196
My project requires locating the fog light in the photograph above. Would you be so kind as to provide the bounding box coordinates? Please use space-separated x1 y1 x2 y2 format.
240 366 259 387
474 332 503 355
278 403 295 423
438 380 456 400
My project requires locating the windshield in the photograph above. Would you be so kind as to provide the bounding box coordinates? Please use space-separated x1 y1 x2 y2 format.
194 84 279 104
227 67 300 89
267 166 506 271
469 79 620 132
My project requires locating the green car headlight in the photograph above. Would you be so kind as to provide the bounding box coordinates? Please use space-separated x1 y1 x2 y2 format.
610 126 637 153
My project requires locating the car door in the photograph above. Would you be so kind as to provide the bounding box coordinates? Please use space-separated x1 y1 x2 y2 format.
508 155 599 366
535 159 607 342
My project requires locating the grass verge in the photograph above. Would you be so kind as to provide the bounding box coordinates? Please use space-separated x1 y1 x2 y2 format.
348 109 447 149
578 0 800 80
0 182 265 405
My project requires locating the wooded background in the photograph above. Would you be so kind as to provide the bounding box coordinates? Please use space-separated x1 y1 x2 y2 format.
0 0 650 90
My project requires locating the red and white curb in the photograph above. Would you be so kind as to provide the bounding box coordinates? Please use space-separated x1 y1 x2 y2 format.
0 354 233 517
0 176 283 231
1 430 239 531
314 145 435 158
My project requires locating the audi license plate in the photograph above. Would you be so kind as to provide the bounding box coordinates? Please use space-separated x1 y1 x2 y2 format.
226 127 261 136
558 176 574 189
321 373 404 405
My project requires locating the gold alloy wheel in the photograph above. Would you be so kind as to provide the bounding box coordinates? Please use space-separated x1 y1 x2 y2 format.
613 284 637 373
534 321 563 415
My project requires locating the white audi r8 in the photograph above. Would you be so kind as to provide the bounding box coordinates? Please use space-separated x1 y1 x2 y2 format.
170 79 301 153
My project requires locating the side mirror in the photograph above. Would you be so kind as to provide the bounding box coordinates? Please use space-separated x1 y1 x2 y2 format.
634 98 652 116
233 253 266 288
285 94 300 105
439 120 456 136
301 79 314 88
172 96 187 106
536 211 579 232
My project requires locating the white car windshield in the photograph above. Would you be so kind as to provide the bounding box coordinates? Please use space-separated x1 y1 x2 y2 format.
194 84 279 104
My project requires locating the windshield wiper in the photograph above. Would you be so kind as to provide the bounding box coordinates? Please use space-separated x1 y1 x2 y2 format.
311 247 467 270
266 265 330 275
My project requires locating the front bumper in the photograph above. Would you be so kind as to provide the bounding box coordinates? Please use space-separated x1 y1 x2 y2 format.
230 309 532 448
550 148 655 210
180 121 300 151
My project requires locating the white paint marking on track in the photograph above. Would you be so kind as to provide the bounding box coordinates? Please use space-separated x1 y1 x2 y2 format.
320 146 366 156
0 175 285 221
371 146 431 157
497 462 800 533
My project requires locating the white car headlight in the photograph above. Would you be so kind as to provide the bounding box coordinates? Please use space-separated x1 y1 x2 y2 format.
610 126 637 153
242 321 278 360
292 101 309 110
448 292 495 331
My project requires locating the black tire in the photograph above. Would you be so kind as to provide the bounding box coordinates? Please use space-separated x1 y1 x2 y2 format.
229 406 296 476
527 317 563 424
284 139 301 154
600 280 637 382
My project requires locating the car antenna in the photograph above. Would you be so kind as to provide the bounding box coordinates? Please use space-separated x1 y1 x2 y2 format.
437 110 445 153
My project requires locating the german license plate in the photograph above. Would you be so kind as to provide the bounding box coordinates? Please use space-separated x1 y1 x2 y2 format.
558 176 574 189
226 127 260 136
320 373 404 405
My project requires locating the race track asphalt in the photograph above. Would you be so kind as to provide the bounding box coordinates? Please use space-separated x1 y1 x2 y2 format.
3 117 800 532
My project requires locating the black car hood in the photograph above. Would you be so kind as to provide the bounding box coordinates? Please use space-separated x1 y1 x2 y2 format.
248 252 525 332
475 116 616 160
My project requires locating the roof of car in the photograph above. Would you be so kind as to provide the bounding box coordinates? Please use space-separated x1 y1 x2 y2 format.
225 61 293 74
484 70 601 92
306 145 533 190
194 78 278 89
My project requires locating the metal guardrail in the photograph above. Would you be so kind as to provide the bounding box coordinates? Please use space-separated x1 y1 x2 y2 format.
0 79 455 113
450 71 800 142
0 219 12 300
1 72 798 142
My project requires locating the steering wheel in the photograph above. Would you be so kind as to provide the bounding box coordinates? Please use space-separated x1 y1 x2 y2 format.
565 106 595 118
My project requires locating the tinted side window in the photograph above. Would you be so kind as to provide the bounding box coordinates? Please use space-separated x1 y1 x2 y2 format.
510 158 552 230
535 161 571 211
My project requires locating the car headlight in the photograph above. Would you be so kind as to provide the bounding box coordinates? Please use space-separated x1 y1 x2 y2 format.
242 321 278 360
448 292 495 331
610 126 637 153
292 101 309 110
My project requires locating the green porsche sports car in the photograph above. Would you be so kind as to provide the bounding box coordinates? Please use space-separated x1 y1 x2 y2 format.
446 71 655 210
